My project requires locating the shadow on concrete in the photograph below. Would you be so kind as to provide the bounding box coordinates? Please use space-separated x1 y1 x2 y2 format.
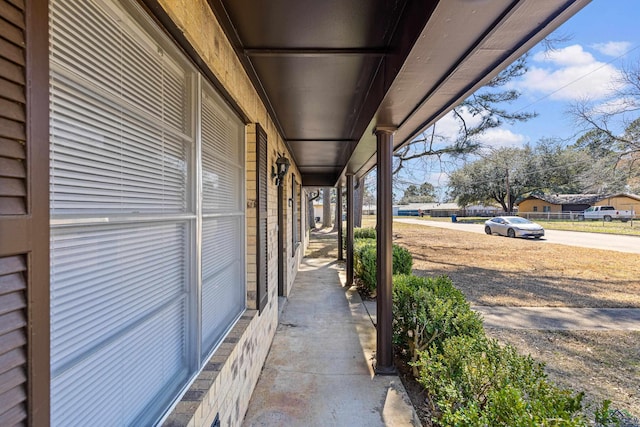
242 230 419 426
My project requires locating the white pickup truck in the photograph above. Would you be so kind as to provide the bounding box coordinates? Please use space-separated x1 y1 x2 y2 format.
580 205 635 222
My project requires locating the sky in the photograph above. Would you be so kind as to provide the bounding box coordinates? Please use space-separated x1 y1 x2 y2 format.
500 0 640 146
400 0 640 197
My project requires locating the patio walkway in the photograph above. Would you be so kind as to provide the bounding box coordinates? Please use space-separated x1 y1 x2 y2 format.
473 306 640 330
242 229 419 426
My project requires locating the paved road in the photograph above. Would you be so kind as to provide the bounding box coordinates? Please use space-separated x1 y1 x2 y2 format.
394 218 640 254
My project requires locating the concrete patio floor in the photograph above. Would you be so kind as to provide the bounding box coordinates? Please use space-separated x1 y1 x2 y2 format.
242 243 419 426
242 227 640 425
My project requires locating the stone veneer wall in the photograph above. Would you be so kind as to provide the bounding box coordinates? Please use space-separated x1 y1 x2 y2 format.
156 1 305 425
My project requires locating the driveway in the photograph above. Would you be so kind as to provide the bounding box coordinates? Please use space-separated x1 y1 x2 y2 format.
394 218 640 254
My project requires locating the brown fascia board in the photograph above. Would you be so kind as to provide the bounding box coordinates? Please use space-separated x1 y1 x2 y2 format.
339 0 590 186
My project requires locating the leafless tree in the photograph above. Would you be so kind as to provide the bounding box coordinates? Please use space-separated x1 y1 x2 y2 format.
571 61 640 162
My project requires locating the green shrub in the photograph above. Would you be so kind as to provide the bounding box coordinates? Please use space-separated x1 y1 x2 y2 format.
354 227 376 239
391 273 602 426
342 227 376 250
414 335 586 426
352 242 413 296
392 245 413 275
354 240 377 295
353 238 375 279
392 275 483 371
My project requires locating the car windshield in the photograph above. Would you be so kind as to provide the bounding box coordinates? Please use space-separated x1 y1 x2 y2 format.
506 217 531 224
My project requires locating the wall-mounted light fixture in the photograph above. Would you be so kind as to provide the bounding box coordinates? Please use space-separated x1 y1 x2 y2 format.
271 153 290 186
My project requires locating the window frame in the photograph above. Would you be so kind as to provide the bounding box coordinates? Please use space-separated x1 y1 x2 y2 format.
48 0 247 423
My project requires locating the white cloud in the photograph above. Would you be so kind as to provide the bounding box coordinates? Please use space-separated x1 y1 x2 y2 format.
533 44 595 66
518 44 623 101
433 108 482 140
591 41 632 57
476 128 527 149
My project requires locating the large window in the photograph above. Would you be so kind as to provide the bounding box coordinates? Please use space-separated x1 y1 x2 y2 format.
200 85 246 358
49 0 245 424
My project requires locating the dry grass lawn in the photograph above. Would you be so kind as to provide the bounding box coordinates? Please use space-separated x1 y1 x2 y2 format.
392 222 640 308
488 329 640 418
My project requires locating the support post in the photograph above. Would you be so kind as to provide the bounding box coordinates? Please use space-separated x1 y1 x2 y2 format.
337 186 344 261
375 127 396 374
346 174 354 286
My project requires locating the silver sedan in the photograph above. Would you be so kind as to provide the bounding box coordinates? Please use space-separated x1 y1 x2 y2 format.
484 216 545 239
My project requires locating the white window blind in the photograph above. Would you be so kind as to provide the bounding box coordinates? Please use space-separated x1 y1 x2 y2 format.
50 0 192 425
49 0 247 424
200 86 245 359
50 0 191 216
49 73 190 215
50 223 189 426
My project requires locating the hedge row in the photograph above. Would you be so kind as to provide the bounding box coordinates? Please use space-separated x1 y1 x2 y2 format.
352 237 412 296
350 246 609 425
392 275 483 373
393 275 591 425
342 226 377 251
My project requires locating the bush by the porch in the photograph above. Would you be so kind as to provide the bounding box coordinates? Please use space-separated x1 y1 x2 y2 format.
414 334 586 426
390 273 589 426
342 227 377 250
352 239 413 295
354 227 376 239
353 239 376 293
392 275 483 373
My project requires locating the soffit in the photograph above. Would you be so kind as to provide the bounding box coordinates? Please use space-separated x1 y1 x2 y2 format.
208 0 590 187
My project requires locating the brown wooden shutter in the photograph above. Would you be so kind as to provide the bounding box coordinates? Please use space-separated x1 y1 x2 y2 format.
256 124 268 312
0 255 27 426
0 0 50 425
0 0 27 215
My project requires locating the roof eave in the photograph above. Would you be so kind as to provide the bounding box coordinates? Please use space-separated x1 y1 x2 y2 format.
337 0 591 187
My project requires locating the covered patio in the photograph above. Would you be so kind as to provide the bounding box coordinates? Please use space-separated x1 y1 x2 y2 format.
206 0 590 374
0 0 591 425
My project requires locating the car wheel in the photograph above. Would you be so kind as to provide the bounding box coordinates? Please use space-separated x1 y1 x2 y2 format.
484 226 492 235
577 215 584 221
604 215 612 222
534 236 541 239
507 228 516 238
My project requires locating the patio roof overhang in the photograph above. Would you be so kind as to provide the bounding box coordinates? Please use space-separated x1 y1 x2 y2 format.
208 0 590 187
